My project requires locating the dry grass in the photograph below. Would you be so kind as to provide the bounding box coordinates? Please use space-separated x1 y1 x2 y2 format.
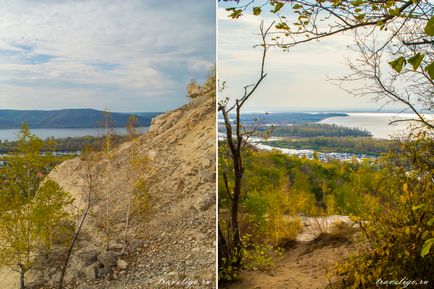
309 221 358 252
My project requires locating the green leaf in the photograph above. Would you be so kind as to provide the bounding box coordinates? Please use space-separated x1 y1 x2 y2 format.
273 2 284 13
292 4 303 9
355 14 365 20
351 0 363 7
253 6 262 16
424 61 434 79
388 56 406 73
389 8 400 17
421 238 434 257
376 20 384 26
424 15 434 36
275 22 290 30
428 217 434 226
228 9 243 19
407 53 424 71
411 204 425 210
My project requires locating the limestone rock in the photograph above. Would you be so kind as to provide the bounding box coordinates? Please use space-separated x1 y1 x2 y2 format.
97 251 117 268
97 266 113 278
83 264 97 281
78 249 99 266
117 259 128 270
127 239 144 253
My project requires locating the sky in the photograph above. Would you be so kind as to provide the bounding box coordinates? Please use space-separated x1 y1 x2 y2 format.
218 2 405 112
0 0 215 112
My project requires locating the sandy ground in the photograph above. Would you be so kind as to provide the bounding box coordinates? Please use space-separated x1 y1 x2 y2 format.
296 215 353 242
229 216 356 289
229 241 353 289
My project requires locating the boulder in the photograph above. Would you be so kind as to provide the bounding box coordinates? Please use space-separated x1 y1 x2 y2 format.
83 264 97 281
97 266 113 278
26 280 47 289
117 259 128 270
195 193 215 211
97 251 117 268
78 249 100 266
109 242 125 253
127 239 144 253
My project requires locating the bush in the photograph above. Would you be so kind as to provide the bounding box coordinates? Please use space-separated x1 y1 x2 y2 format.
186 80 202 99
335 132 434 288
186 66 216 99
241 234 284 271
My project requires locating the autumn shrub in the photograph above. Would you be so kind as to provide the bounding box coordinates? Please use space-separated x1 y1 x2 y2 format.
243 188 303 246
0 126 74 287
336 132 434 288
313 221 358 246
132 178 152 219
240 234 284 271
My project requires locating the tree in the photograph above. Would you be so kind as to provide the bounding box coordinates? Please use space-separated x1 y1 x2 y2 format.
123 115 139 245
218 21 274 280
0 124 54 202
58 145 98 289
102 111 114 251
0 125 72 289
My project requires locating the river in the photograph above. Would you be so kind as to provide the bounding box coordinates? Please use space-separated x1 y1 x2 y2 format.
0 127 149 141
319 112 433 139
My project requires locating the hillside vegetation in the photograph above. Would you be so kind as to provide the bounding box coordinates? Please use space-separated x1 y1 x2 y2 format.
265 136 398 155
266 123 371 137
219 132 434 288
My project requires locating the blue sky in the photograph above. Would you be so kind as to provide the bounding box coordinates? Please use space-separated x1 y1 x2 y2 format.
0 0 215 112
218 2 406 112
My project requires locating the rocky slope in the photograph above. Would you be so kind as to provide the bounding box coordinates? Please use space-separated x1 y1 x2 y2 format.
0 88 216 289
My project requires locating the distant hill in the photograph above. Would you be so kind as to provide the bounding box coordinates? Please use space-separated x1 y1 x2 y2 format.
0 109 162 129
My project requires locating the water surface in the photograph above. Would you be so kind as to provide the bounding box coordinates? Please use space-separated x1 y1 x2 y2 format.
319 113 432 139
0 127 149 141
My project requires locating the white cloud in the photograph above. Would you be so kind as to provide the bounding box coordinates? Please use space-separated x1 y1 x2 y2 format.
218 3 401 112
0 0 215 111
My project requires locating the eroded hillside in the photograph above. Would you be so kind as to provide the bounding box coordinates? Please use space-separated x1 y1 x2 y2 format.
0 87 216 289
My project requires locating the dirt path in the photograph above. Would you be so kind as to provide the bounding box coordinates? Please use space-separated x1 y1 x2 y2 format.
229 216 357 289
230 241 353 289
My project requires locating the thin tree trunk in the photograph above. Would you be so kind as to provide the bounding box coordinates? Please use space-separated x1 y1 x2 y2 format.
105 191 110 251
218 22 272 276
58 171 93 289
122 133 137 254
218 225 230 267
231 164 242 267
18 264 25 289
122 194 132 253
